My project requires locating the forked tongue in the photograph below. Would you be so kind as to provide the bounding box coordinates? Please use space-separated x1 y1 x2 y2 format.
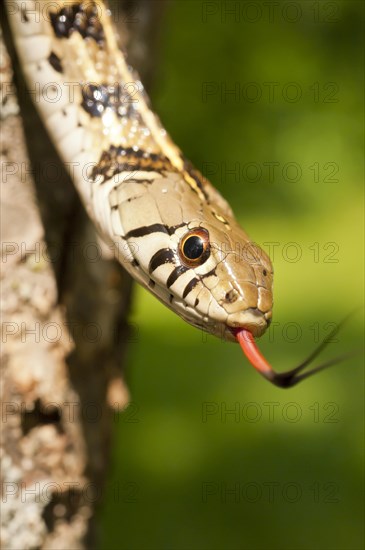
233 323 355 388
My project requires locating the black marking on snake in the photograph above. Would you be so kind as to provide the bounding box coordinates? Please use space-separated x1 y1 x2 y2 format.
81 84 137 118
169 294 174 304
48 52 63 73
131 259 139 267
91 146 177 183
50 3 105 44
201 268 217 280
183 268 217 302
148 279 155 288
167 266 189 288
125 223 184 240
21 6 29 22
149 248 176 274
182 277 200 299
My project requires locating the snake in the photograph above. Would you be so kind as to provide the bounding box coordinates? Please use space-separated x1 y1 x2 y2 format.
5 0 347 387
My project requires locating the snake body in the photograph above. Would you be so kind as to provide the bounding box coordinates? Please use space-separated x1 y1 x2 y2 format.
6 0 273 343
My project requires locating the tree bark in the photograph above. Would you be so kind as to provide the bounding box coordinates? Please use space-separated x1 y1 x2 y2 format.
1 2 165 547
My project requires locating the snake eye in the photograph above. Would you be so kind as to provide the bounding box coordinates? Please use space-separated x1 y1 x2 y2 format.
179 228 210 267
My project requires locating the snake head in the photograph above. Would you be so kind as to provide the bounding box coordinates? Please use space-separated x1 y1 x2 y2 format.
124 170 273 342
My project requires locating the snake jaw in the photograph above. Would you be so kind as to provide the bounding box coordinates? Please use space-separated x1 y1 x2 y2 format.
226 308 270 338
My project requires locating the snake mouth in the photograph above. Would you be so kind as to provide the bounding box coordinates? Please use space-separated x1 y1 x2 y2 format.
227 307 271 338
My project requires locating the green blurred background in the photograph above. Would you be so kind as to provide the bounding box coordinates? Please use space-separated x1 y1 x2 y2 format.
100 1 364 548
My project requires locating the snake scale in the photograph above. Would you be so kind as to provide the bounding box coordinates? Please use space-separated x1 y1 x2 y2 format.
5 0 345 387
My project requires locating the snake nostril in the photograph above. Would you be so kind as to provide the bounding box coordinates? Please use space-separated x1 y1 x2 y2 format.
225 290 238 303
263 269 267 276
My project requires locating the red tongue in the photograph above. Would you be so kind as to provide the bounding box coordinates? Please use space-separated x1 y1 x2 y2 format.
233 320 352 387
232 326 351 388
234 328 273 377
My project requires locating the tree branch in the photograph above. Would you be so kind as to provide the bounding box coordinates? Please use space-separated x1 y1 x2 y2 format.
1 2 165 547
